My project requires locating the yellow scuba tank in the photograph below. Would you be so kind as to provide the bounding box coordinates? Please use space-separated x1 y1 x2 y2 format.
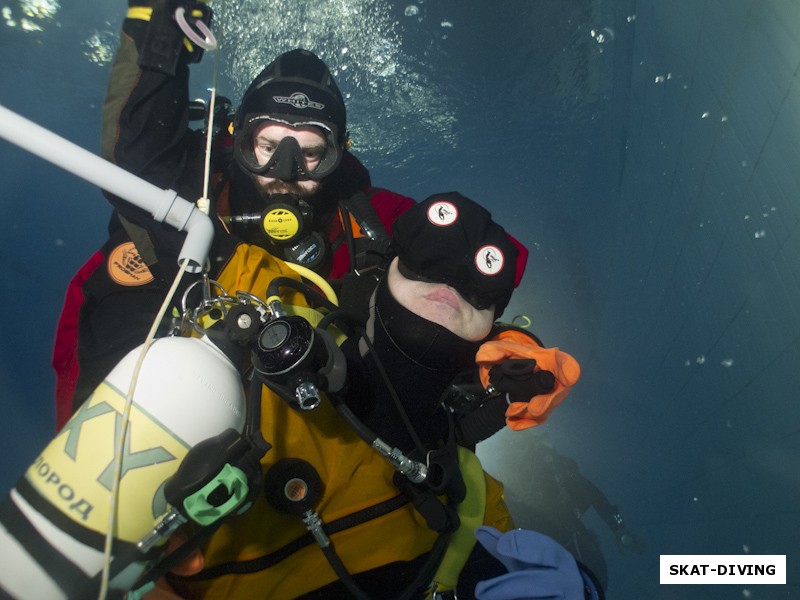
0 335 247 599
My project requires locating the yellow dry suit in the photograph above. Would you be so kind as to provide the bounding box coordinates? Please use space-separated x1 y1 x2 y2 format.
171 389 512 598
167 248 514 599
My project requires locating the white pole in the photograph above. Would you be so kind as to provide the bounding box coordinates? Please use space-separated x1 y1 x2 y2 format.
0 104 213 271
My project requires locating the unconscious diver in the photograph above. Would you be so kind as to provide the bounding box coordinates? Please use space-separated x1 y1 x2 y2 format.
0 188 595 598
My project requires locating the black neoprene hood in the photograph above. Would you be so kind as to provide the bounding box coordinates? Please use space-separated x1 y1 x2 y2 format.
391 192 520 315
236 49 347 144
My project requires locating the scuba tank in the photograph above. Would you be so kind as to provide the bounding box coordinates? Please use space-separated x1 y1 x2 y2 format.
0 103 270 599
0 334 248 599
0 264 349 600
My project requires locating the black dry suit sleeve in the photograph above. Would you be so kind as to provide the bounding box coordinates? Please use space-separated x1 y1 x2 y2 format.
101 4 207 208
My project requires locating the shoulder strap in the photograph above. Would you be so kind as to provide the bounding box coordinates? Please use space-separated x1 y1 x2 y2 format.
338 190 392 274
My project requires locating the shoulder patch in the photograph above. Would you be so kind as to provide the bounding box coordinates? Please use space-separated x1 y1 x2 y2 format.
108 242 154 286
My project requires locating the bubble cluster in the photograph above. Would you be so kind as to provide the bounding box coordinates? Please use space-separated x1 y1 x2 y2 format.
83 30 117 65
214 0 457 158
3 0 58 31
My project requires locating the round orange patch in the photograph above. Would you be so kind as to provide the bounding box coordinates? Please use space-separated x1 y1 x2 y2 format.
107 241 154 286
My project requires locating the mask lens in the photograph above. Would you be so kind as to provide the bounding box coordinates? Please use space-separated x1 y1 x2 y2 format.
235 116 342 181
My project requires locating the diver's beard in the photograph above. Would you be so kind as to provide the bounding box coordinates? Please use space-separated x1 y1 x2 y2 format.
256 179 319 200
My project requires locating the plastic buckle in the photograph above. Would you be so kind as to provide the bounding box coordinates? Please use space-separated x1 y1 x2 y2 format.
183 463 249 526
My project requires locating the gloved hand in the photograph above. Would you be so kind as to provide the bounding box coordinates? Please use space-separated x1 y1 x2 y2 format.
476 329 580 430
487 359 556 403
128 0 214 73
473 526 586 599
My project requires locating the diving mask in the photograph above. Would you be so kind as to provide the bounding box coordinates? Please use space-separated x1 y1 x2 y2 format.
234 116 342 181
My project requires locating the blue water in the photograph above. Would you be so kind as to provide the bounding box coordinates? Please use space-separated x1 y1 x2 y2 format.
1 1 798 598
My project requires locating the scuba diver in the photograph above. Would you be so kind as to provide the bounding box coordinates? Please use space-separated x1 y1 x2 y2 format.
0 187 589 598
140 192 583 599
52 0 414 428
500 436 643 593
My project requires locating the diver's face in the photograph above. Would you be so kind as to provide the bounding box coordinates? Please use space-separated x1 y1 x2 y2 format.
251 122 326 196
386 257 495 341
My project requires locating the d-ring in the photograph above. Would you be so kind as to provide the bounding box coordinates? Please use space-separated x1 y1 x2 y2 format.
174 6 218 51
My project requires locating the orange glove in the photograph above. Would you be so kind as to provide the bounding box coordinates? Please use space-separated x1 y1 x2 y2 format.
475 330 580 430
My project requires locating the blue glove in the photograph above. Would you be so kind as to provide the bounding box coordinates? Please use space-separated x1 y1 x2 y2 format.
474 526 587 600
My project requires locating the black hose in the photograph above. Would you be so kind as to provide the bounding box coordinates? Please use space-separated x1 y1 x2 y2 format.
320 544 373 600
454 395 508 446
328 393 379 446
359 333 427 454
342 192 390 243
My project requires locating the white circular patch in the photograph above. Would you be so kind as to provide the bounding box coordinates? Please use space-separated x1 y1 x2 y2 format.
427 201 458 226
475 245 505 276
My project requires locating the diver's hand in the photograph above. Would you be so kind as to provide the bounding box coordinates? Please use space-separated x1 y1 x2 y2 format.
128 0 214 73
475 329 580 430
487 358 555 402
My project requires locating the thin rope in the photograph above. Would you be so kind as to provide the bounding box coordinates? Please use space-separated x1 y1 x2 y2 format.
199 84 218 211
198 12 222 214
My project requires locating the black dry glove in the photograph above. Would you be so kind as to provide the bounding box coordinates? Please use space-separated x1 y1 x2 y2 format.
452 361 556 447
487 358 556 403
134 0 213 74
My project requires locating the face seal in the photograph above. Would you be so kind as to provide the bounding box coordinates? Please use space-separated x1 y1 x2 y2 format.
396 260 504 311
234 115 343 181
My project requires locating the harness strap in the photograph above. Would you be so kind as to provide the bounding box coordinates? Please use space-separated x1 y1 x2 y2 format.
181 494 410 580
430 447 487 592
338 190 391 274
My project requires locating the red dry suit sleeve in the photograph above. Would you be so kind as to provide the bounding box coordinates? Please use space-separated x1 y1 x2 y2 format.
51 251 106 430
475 329 581 430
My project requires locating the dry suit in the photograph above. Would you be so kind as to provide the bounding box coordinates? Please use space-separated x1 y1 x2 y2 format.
51 7 413 428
